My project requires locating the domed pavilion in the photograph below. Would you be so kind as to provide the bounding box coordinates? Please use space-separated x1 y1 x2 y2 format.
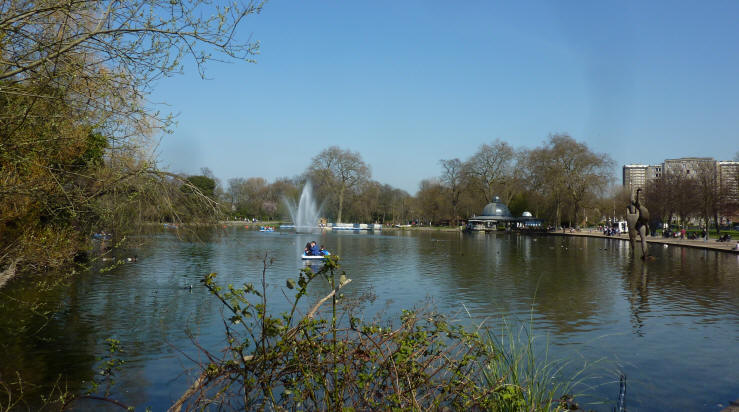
466 196 542 231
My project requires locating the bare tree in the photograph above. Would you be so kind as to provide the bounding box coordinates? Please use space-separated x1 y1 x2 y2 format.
308 147 370 223
672 173 699 227
498 150 526 207
523 134 613 226
439 158 463 226
1 1 262 81
415 179 447 225
227 178 248 209
463 140 514 203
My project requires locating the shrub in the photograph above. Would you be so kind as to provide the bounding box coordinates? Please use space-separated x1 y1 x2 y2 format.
172 255 582 411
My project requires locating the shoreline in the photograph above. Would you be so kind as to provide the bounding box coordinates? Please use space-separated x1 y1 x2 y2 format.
216 221 738 253
544 229 739 254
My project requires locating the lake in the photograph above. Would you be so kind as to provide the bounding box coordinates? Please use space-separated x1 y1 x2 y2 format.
1 228 737 411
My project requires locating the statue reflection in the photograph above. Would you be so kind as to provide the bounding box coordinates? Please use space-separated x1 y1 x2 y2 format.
625 259 650 337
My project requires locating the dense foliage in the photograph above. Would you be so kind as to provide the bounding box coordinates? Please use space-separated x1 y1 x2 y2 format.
0 0 264 277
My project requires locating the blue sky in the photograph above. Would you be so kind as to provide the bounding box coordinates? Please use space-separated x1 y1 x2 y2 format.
152 0 739 194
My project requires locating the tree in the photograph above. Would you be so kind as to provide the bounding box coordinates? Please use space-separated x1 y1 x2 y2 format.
523 144 565 225
387 188 413 225
0 0 263 273
227 178 248 210
267 177 300 220
184 175 217 199
439 158 464 226
308 147 370 223
497 150 526 207
671 173 699 227
1 1 261 82
352 181 383 223
415 180 448 225
523 134 613 226
464 140 515 203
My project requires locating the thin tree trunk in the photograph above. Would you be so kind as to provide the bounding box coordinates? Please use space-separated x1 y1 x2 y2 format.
337 185 346 223
714 212 721 235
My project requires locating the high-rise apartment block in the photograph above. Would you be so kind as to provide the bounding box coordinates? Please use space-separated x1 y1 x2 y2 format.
718 161 739 199
623 157 738 197
663 157 715 177
622 164 662 194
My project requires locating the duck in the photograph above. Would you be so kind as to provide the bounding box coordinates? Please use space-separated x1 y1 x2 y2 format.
126 256 137 262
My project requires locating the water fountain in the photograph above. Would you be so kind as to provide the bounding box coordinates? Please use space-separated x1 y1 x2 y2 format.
285 182 322 233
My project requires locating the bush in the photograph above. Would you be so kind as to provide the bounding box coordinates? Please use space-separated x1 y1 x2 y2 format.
171 255 583 411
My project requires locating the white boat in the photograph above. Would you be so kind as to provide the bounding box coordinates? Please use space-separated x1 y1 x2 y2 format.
301 254 327 261
328 223 382 231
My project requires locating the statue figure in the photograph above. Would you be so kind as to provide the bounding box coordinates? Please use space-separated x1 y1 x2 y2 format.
626 188 650 259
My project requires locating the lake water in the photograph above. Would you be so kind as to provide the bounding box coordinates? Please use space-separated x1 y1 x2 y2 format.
1 228 737 411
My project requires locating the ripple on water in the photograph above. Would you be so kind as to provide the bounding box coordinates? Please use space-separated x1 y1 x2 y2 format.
2 230 737 412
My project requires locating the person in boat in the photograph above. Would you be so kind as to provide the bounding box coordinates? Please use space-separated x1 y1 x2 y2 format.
310 241 320 256
304 242 313 255
319 245 330 256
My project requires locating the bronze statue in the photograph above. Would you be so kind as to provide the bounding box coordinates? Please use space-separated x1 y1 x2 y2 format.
626 188 650 259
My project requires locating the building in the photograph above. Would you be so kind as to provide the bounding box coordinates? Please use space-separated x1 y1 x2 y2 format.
466 196 542 231
622 157 739 225
663 157 715 177
622 164 662 195
622 164 648 191
623 157 735 192
718 161 739 200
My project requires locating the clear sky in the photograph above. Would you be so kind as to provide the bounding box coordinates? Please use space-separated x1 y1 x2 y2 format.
152 0 739 194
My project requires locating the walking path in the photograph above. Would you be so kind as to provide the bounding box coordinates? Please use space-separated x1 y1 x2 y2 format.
548 229 739 254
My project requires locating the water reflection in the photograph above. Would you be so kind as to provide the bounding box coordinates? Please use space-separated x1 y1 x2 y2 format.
0 228 737 411
624 259 650 337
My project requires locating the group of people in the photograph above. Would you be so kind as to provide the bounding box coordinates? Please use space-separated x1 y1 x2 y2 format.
602 226 621 236
304 241 330 256
716 233 733 242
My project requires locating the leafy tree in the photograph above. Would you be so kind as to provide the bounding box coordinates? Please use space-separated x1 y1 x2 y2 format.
184 175 217 199
0 0 263 274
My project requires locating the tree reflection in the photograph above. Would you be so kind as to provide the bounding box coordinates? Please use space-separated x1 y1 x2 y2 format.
430 233 617 336
0 272 97 408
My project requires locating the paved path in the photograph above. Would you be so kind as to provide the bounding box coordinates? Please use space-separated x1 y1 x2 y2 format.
547 230 739 254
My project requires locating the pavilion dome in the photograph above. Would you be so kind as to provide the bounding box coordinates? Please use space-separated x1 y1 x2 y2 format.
522 211 533 217
481 196 513 218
